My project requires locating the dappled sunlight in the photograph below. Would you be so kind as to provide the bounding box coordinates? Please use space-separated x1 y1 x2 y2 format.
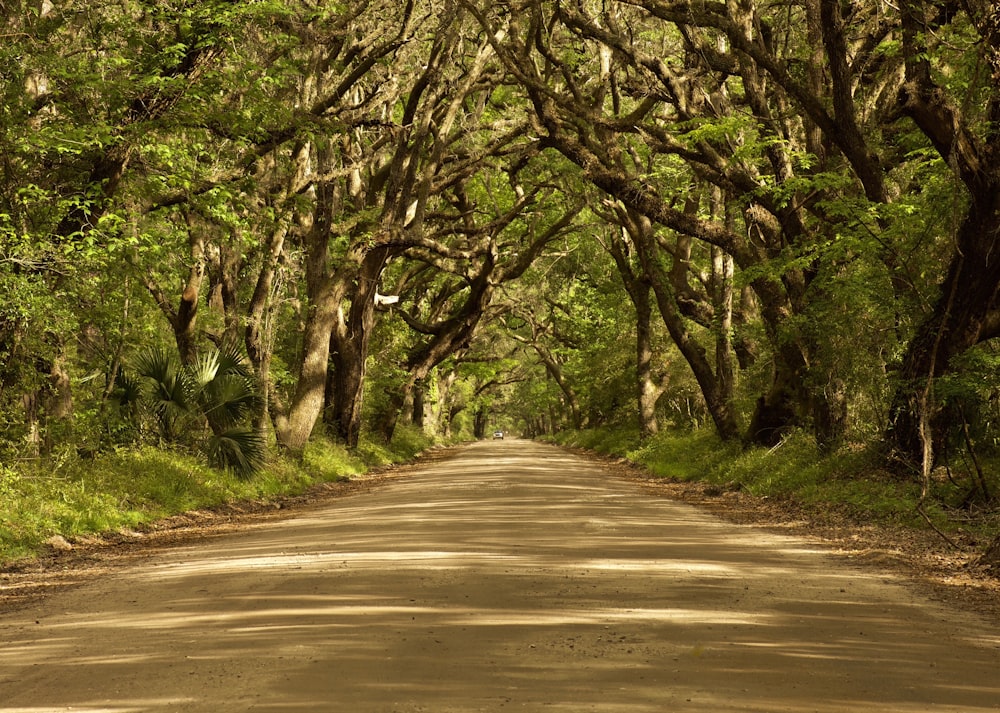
1 441 997 712
136 549 526 577
0 705 193 713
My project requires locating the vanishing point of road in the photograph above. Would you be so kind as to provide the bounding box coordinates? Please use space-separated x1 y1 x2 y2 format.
0 439 998 712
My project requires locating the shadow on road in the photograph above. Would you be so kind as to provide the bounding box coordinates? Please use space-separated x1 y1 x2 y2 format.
1 440 998 711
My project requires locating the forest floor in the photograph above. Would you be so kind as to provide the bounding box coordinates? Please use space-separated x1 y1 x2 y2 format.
2 444 998 621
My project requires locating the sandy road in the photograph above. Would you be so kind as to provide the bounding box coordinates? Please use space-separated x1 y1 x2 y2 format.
0 439 998 712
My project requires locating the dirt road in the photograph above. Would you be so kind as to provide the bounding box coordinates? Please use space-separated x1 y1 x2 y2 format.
1 439 998 712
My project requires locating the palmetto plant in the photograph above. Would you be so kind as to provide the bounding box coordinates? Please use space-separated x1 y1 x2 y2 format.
119 345 267 478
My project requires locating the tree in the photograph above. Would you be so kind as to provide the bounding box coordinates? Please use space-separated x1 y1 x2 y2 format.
593 213 664 439
2 0 998 505
278 1 540 449
1 0 251 453
884 1 1000 472
462 0 1000 464
464 0 799 443
376 175 581 442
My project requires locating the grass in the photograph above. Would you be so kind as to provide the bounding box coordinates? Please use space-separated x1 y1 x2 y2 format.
352 424 436 467
550 426 998 535
0 425 439 566
6 422 993 566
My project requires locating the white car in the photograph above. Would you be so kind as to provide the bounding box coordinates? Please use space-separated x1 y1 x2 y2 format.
492 430 504 440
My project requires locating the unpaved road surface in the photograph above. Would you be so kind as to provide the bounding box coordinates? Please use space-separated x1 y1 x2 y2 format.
1 440 998 712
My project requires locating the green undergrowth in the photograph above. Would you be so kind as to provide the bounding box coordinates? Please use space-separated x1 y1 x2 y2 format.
0 425 437 566
550 427 997 536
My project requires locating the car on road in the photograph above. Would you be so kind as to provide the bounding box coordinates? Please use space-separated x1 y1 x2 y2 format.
492 430 504 440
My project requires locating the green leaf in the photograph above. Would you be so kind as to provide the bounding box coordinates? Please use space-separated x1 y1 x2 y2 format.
205 428 268 479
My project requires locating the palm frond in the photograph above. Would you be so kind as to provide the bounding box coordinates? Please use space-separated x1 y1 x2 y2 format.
126 345 269 476
112 372 143 412
216 343 253 379
205 427 268 479
188 349 221 390
131 347 191 438
133 346 176 384
201 374 261 431
149 371 191 413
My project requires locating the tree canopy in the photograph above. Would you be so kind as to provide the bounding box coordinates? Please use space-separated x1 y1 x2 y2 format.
3 0 1000 505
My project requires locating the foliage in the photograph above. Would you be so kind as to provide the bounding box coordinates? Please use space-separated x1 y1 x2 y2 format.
301 438 367 481
120 345 266 477
552 425 986 532
1 0 999 557
353 425 436 467
0 431 436 566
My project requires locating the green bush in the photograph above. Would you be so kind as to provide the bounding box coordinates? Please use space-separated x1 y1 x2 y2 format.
353 425 435 467
549 426 641 455
555 425 969 530
302 438 366 481
626 429 738 481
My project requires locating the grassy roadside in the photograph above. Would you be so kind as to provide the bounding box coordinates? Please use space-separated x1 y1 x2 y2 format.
0 425 437 567
546 426 1000 545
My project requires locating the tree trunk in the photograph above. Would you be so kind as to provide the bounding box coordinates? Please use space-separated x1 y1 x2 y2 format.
279 276 342 452
41 350 75 454
328 248 389 448
886 195 1000 469
21 392 40 457
328 331 367 447
741 273 814 447
814 378 848 454
245 226 287 436
635 286 659 440
733 286 759 370
378 269 494 442
634 216 741 441
208 239 242 346
474 406 488 439
534 344 585 430
603 213 661 441
141 217 206 366
885 0 1000 471
746 367 799 448
444 405 461 438
412 381 425 430
276 173 347 452
711 241 736 436
432 371 457 437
